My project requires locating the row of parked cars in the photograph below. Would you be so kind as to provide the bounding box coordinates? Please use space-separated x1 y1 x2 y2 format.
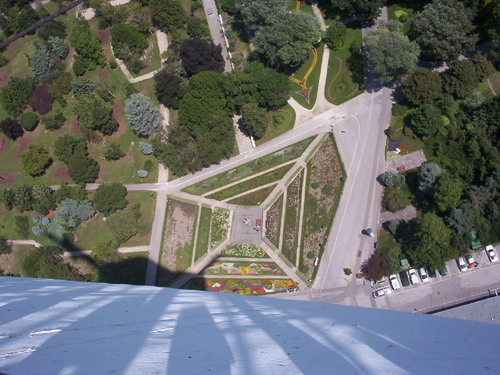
372 245 498 298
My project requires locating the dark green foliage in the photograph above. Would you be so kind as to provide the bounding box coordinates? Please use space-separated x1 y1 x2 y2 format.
43 110 66 131
107 211 138 244
49 71 72 104
374 245 402 275
31 185 56 215
0 118 23 140
402 68 443 105
386 219 403 237
56 182 88 203
38 20 67 41
103 141 124 160
0 54 7 67
14 215 29 237
29 83 54 115
21 144 51 177
90 0 128 28
54 135 87 164
180 37 225 77
93 183 128 216
110 23 147 57
219 0 237 14
144 159 154 172
325 21 347 50
0 4 39 35
91 240 120 262
150 0 187 33
19 246 83 281
408 104 443 137
73 93 118 135
329 0 383 23
19 112 39 131
434 173 463 212
154 67 186 109
0 236 12 254
0 77 35 117
383 187 409 212
241 102 268 138
187 17 209 39
70 21 105 69
73 57 87 76
379 171 405 187
442 60 479 99
71 79 96 98
67 153 100 183
412 0 477 61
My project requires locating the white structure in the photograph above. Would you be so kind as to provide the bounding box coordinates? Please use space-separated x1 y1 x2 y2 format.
0 277 499 374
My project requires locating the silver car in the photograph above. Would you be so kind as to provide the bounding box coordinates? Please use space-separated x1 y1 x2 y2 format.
372 287 393 298
486 245 498 263
457 257 467 272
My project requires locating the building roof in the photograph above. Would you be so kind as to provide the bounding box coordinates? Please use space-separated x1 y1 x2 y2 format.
1 277 500 375
434 295 500 324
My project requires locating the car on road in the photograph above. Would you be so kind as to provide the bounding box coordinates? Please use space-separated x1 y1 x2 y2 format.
207 8 213 15
485 245 498 263
418 268 429 283
389 274 401 290
428 269 437 278
372 287 393 298
408 269 420 285
438 268 448 276
399 271 410 287
466 254 478 268
457 257 468 272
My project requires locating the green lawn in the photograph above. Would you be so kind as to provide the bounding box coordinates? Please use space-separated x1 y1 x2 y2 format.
183 137 313 195
228 184 277 206
207 165 292 201
194 206 211 262
290 43 325 109
133 33 161 77
387 113 426 155
256 104 296 146
325 25 364 105
475 71 500 100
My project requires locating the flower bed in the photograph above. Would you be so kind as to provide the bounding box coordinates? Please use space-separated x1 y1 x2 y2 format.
185 278 297 295
203 261 285 275
210 208 230 248
220 243 268 258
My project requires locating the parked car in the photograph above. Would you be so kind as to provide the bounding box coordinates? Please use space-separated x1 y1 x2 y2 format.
428 269 437 278
399 271 410 287
389 274 401 290
408 269 420 285
418 268 429 283
457 257 467 272
486 245 498 263
466 254 478 268
372 287 393 298
438 268 448 276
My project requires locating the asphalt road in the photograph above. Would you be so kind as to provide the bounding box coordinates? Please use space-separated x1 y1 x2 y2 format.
202 0 232 72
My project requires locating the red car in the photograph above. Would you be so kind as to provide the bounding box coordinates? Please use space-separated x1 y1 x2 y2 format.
466 255 478 268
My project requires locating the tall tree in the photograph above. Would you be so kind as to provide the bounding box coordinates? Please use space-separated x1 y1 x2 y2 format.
93 183 128 216
55 199 96 229
434 173 463 212
418 162 443 194
67 152 100 184
241 102 268 138
329 0 383 24
325 21 347 50
150 0 187 33
73 93 118 135
0 77 34 117
180 37 225 77
70 21 105 69
412 0 477 61
402 68 443 105
125 93 163 137
409 104 443 137
154 68 186 109
21 144 51 177
0 118 23 140
442 60 479 99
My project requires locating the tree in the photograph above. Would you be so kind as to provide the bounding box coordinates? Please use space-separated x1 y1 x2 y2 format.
19 246 83 281
93 183 128 216
325 21 347 50
404 213 454 270
472 53 495 81
71 79 96 98
329 0 383 24
125 93 163 137
408 104 443 137
70 21 105 69
219 0 237 14
150 0 187 33
0 236 12 255
418 162 443 194
29 84 54 115
73 93 118 135
365 21 420 83
434 173 463 212
402 68 443 105
442 60 479 99
180 37 225 77
49 72 72 104
379 171 406 187
412 0 477 61
0 77 34 117
362 255 388 281
38 20 67 41
0 118 23 140
235 0 289 26
110 23 147 58
103 141 124 160
67 152 100 183
446 208 472 235
29 43 56 79
31 185 56 215
253 12 321 66
54 135 87 164
55 198 96 229
21 144 51 176
154 67 186 109
241 102 268 138
48 36 69 59
106 211 138 244
91 240 120 262
13 185 34 212
56 182 87 203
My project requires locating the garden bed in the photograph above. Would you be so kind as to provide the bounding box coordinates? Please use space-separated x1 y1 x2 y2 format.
264 193 284 249
227 184 277 206
202 261 285 275
210 208 230 249
184 278 296 295
282 170 304 265
194 206 211 262
220 243 268 258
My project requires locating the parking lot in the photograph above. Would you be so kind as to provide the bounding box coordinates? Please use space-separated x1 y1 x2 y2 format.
372 245 500 313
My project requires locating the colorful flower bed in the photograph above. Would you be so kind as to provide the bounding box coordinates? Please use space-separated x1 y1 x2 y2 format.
210 208 230 248
220 243 268 258
185 278 297 295
203 261 285 275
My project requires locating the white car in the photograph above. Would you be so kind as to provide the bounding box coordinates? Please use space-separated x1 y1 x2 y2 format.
457 257 468 272
372 287 393 298
408 269 420 285
389 274 401 290
418 268 429 283
486 245 498 263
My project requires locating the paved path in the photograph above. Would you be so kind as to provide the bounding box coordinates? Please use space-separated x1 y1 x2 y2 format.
379 205 417 226
385 149 426 172
202 0 232 72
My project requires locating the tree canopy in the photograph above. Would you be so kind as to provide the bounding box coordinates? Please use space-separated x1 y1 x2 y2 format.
110 23 147 57
125 93 163 138
402 68 443 105
70 21 105 69
154 67 186 109
325 21 347 50
73 93 118 135
241 102 268 138
180 37 225 77
93 183 128 216
21 144 51 177
150 0 187 33
329 0 383 24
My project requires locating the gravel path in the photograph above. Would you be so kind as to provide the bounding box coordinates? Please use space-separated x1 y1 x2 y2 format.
379 205 417 226
385 150 426 173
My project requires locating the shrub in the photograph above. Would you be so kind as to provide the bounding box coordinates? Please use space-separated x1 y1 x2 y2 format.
273 115 284 126
31 226 44 236
306 251 315 259
55 198 96 229
29 84 54 115
0 118 23 140
0 54 8 67
125 94 162 137
73 58 87 76
93 183 128 216
29 44 56 79
143 159 154 172
300 265 309 273
110 60 118 69
103 141 124 160
379 171 405 187
343 268 352 275
137 170 149 178
139 142 153 155
19 112 39 131
21 145 52 177
383 188 409 212
386 219 403 237
43 111 66 131
110 23 147 57
0 77 35 117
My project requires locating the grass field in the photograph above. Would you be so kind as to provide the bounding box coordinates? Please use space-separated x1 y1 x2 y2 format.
325 24 364 105
227 184 277 206
194 206 211 262
207 165 292 201
256 104 296 146
290 44 325 109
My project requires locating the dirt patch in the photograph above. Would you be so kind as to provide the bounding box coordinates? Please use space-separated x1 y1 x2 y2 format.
71 116 81 134
157 199 198 286
0 172 17 185
0 71 9 87
111 103 128 137
264 193 283 249
14 137 30 160
99 70 110 79
97 28 112 62
52 166 71 181
65 48 76 72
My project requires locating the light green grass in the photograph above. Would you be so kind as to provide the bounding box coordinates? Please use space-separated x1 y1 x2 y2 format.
227 184 277 206
256 104 296 146
194 206 211 262
325 25 364 105
207 165 292 201
474 71 500 100
290 43 325 110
